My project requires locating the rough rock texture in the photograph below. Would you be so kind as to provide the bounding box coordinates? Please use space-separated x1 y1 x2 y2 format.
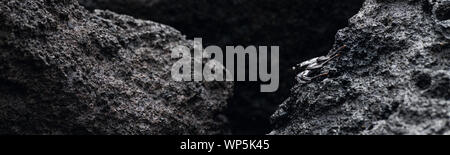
271 0 450 135
78 0 364 134
0 0 232 135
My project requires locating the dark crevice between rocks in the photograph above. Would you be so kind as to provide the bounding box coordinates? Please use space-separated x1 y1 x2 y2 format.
78 0 365 135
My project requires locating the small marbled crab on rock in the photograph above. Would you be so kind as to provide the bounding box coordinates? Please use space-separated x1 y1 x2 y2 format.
294 45 347 84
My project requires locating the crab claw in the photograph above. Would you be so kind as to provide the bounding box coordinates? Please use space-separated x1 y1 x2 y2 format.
306 63 324 70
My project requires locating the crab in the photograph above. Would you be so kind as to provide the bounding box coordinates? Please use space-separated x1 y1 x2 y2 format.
294 45 347 84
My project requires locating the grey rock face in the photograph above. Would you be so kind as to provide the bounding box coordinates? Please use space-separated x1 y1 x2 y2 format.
0 0 231 135
271 0 450 135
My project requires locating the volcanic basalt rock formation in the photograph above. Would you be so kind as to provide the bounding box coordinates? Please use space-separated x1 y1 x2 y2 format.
271 0 450 135
2 0 446 135
0 0 232 135
78 0 365 134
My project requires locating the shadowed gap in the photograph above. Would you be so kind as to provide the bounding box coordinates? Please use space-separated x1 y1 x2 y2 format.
79 0 364 135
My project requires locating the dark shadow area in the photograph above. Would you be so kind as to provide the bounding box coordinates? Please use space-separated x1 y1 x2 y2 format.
79 0 365 135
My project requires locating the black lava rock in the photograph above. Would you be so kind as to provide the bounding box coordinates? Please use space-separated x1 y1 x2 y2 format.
0 0 232 135
271 0 450 135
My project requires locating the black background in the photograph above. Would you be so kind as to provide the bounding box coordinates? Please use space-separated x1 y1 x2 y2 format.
0 136 442 153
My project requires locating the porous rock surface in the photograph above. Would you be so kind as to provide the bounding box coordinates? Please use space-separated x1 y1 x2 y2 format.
0 0 232 135
271 0 450 135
